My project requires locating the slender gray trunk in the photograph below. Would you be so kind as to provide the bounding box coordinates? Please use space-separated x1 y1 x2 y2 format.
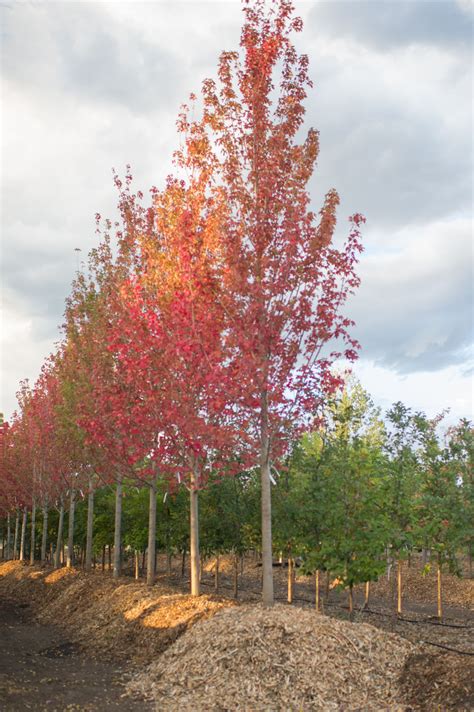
6 513 11 560
113 475 122 579
85 477 94 571
189 463 200 596
13 510 20 559
147 477 157 586
19 508 27 562
66 489 75 568
41 504 48 563
260 390 274 606
29 501 36 565
54 501 64 569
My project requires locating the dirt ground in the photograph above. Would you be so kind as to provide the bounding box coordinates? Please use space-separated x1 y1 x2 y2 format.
0 599 151 711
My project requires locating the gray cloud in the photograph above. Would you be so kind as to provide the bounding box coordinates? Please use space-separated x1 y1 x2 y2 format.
309 0 473 53
301 31 473 231
348 219 473 372
2 2 186 113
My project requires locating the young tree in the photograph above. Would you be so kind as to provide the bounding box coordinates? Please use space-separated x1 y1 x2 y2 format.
298 380 387 614
415 413 466 619
175 0 363 605
383 403 420 614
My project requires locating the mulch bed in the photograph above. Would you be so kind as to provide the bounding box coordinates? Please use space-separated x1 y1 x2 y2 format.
129 603 413 711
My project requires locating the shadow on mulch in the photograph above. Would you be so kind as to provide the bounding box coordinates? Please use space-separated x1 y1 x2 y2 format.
399 650 474 711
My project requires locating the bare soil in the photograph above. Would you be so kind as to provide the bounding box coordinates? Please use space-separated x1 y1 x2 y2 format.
0 599 151 711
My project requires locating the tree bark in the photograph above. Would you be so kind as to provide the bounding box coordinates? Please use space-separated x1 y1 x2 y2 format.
437 557 443 620
315 569 320 612
66 489 75 568
147 477 157 586
214 554 220 593
287 557 293 604
54 502 64 569
41 504 48 564
134 550 140 580
189 463 200 596
233 553 239 599
260 390 273 606
29 501 36 564
348 584 354 617
364 580 370 608
85 477 94 572
6 513 11 560
13 510 20 559
397 559 402 615
19 508 27 562
113 475 122 579
166 551 172 577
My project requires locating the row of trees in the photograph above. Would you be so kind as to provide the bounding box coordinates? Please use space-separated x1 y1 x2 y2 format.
0 0 363 606
1 379 472 618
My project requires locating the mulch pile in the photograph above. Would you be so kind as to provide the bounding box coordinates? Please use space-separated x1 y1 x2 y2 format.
400 650 474 711
369 561 474 610
129 603 414 711
0 561 235 663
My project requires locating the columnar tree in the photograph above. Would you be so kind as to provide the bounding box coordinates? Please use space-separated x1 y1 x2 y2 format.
176 0 363 604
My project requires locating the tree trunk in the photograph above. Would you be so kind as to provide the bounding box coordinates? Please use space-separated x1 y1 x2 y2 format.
166 551 172 577
101 545 105 571
260 390 273 606
54 502 64 569
397 559 402 615
287 556 293 604
315 569 320 612
364 580 370 608
437 557 443 620
13 510 20 560
134 550 139 580
214 555 220 593
29 501 36 565
41 505 48 564
19 508 27 562
6 513 11 560
348 584 354 617
147 477 157 586
189 464 200 596
113 475 122 579
181 550 186 578
85 477 94 572
325 570 330 602
66 489 75 568
108 545 112 571
233 553 239 599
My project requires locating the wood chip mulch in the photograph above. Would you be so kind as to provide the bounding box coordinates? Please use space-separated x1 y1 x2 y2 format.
129 603 414 711
399 649 474 711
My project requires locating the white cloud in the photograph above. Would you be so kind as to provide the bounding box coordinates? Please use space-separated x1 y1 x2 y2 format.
353 359 473 425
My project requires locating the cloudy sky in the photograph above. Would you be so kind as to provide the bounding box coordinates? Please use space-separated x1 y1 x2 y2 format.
1 0 473 424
